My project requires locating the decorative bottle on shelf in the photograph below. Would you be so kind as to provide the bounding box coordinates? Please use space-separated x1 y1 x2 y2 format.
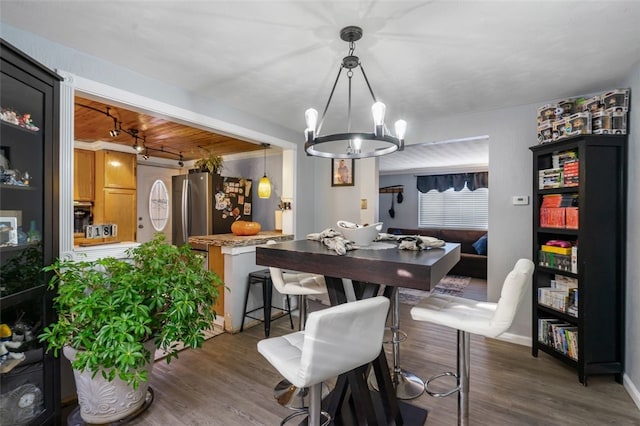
27 220 41 243
17 226 28 244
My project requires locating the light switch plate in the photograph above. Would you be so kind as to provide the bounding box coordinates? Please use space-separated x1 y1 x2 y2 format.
360 199 368 209
512 195 529 205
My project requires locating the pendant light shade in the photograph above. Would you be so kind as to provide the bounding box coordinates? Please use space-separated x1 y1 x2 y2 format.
258 143 271 199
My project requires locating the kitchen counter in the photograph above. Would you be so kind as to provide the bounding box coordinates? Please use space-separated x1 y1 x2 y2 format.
187 231 294 333
188 231 293 248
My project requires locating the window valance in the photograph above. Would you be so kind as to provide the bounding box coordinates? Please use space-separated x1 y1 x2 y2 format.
417 172 488 193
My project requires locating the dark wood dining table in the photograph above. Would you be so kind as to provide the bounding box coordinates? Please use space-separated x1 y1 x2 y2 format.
256 239 461 425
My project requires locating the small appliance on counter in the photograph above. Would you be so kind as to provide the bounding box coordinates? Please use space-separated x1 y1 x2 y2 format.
73 201 93 234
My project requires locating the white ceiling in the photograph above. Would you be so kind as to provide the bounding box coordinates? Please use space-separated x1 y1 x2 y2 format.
2 1 639 172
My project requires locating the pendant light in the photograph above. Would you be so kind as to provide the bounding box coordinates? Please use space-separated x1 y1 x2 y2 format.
304 26 406 159
258 143 271 199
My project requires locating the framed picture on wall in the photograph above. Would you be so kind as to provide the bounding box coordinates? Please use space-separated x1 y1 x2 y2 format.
331 159 355 187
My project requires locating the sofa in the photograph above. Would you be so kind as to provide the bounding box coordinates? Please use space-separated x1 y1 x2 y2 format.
387 227 487 279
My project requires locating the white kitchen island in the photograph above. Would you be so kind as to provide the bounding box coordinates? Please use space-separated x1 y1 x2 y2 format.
189 231 294 333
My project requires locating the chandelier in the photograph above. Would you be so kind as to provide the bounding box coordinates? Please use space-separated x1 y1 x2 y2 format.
304 26 406 159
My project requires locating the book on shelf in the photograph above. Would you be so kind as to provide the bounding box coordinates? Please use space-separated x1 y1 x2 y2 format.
551 150 578 169
538 250 573 272
541 244 573 255
562 159 579 187
565 207 579 229
538 319 579 360
538 275 578 317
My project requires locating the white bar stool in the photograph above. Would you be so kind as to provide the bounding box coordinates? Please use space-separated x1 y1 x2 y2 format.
257 296 390 426
266 240 330 410
369 287 425 399
410 259 534 426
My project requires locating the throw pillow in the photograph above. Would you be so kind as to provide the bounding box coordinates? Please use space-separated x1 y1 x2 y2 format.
472 234 488 255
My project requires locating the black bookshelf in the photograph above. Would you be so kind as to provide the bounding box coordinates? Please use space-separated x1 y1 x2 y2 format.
1 39 61 424
530 134 627 385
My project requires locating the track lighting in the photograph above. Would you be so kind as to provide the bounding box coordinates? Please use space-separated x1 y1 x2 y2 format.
76 103 184 164
130 129 145 153
106 108 120 137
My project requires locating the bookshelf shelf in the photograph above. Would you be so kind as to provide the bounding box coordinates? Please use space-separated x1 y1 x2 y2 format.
530 134 627 385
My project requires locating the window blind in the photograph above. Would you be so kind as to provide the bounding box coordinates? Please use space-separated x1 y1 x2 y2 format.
418 186 488 230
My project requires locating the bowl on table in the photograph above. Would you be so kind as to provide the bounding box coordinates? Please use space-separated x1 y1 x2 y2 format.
336 221 383 246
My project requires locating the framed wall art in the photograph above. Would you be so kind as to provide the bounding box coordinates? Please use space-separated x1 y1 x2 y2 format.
0 216 18 245
331 158 354 187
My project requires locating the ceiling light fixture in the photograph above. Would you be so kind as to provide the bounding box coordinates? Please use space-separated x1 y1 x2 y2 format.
130 129 145 153
258 143 271 199
178 153 184 168
304 26 406 159
106 107 120 137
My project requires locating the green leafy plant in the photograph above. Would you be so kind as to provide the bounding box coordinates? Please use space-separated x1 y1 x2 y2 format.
194 153 224 174
39 233 222 389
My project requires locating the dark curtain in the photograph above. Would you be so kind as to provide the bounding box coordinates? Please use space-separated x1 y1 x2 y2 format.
417 172 488 193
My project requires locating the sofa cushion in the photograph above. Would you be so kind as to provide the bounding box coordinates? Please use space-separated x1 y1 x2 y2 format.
472 234 488 255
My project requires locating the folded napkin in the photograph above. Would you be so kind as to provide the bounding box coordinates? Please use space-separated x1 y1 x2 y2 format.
308 229 445 254
307 228 356 255
376 233 445 251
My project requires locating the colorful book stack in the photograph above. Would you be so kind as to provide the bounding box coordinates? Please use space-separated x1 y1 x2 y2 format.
538 240 578 273
540 194 579 229
539 168 563 189
563 159 579 187
537 274 578 316
538 318 578 360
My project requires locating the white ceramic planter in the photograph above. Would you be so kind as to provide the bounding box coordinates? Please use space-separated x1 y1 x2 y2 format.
63 340 155 423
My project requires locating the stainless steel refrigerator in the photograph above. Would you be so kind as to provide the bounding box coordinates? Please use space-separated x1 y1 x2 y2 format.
172 172 253 246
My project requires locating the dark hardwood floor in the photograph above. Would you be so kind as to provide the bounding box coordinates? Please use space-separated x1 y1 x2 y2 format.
114 279 640 425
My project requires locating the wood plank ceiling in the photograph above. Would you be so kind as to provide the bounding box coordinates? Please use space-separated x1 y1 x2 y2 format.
74 96 264 162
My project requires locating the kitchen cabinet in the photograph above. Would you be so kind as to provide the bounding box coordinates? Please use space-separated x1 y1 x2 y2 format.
95 149 136 189
0 38 61 425
94 188 137 242
93 149 137 242
73 148 94 201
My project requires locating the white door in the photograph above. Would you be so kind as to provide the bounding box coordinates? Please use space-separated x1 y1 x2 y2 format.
137 164 178 243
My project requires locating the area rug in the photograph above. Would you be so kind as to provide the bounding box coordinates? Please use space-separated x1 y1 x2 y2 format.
399 275 471 305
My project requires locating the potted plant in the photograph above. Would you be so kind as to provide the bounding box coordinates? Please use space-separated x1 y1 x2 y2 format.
39 233 222 423
194 153 224 174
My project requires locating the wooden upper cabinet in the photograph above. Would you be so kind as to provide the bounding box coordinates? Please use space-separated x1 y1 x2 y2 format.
74 149 95 201
95 150 137 189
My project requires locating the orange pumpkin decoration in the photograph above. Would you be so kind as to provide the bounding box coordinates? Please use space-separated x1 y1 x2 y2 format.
231 220 261 236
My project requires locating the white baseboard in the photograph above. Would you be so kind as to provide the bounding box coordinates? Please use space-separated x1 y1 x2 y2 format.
624 374 640 411
495 331 531 347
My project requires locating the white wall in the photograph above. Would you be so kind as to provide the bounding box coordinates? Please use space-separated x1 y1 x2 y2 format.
622 60 640 405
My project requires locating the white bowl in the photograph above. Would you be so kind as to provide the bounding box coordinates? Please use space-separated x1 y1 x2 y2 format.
337 221 383 246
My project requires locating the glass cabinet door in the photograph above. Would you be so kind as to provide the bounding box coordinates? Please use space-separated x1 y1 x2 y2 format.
1 39 60 425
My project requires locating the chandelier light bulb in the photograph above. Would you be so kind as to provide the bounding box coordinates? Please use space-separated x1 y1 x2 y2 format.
371 102 386 126
394 120 407 141
353 138 362 153
305 108 318 131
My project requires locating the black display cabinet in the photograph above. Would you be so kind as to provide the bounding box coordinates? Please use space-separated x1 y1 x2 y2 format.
1 39 61 424
530 135 627 385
